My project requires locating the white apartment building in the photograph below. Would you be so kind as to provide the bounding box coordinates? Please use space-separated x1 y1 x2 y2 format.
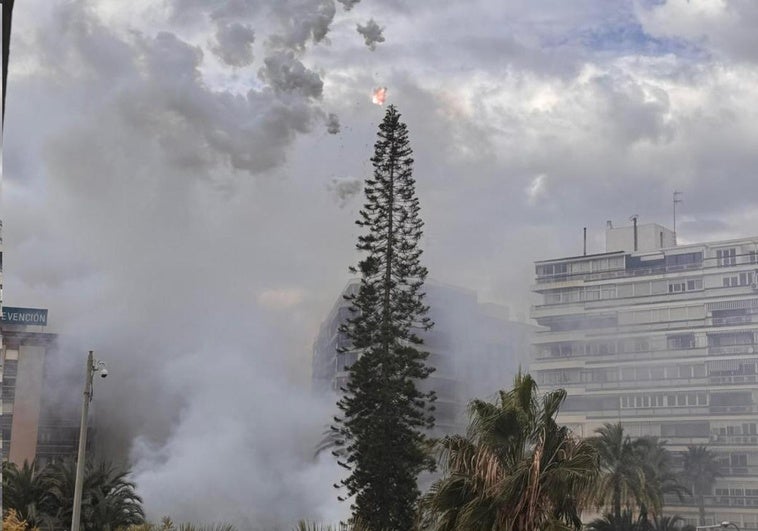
531 221 758 530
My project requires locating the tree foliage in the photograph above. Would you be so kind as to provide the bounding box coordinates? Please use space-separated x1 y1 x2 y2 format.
681 445 721 525
331 104 436 530
1 460 54 529
2 509 39 531
590 424 687 520
2 458 144 530
420 373 598 531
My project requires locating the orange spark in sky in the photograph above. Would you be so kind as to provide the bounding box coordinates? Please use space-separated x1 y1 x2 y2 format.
372 87 387 105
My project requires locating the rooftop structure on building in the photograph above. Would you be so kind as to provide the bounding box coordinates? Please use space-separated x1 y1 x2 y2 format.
313 280 534 435
530 220 758 530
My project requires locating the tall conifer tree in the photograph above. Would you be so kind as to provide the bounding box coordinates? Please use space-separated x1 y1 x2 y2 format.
333 105 435 529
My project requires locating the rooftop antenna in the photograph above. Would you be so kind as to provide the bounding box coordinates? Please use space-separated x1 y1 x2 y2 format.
583 227 587 256
629 215 639 251
673 191 682 244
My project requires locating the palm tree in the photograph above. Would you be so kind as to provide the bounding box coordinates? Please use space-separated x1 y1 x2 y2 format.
634 437 688 518
681 446 721 525
420 372 598 531
649 515 684 531
3 508 39 531
591 423 649 519
125 519 237 531
588 510 649 531
1 460 55 528
591 426 688 521
46 459 144 530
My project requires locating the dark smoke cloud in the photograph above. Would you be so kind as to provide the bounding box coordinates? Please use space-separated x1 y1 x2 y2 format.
325 112 341 134
336 0 361 11
356 19 384 51
211 21 256 67
259 50 324 98
269 0 337 51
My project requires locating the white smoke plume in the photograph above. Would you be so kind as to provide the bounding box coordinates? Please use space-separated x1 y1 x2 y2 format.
327 177 363 207
356 19 385 51
325 113 341 134
211 21 256 67
4 0 366 527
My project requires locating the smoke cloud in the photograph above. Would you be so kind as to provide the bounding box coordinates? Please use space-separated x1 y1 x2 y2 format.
356 19 385 51
211 21 256 67
327 177 363 207
336 0 361 11
6 0 758 528
259 51 324 99
4 0 362 527
325 112 341 134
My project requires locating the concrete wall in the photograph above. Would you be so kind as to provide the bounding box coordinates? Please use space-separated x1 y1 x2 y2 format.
9 345 45 464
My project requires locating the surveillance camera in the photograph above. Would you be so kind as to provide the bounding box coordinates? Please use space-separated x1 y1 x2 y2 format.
100 368 108 378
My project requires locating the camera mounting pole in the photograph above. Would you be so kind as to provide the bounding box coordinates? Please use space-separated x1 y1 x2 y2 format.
71 350 108 531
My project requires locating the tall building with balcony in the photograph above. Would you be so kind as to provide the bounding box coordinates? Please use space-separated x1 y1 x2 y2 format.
531 221 758 530
313 280 534 435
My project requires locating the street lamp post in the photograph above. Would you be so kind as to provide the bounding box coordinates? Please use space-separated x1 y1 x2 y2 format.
70 350 108 531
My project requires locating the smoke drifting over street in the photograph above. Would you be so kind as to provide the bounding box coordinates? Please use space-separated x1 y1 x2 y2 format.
4 0 758 528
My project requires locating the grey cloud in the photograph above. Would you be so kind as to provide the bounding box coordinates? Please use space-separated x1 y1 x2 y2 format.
336 0 360 10
259 50 324 98
356 19 385 51
211 22 256 67
169 0 260 24
590 73 672 145
269 0 337 51
325 112 340 134
210 0 261 20
640 0 758 64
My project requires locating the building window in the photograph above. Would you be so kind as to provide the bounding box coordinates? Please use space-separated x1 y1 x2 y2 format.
723 276 739 287
664 278 703 294
668 334 695 350
750 250 758 264
669 281 685 293
717 248 737 267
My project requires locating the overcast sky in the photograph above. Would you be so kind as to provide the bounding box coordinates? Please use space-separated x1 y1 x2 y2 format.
3 0 758 526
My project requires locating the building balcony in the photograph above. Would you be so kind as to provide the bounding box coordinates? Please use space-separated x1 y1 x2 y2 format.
709 374 758 385
585 376 709 391
534 263 705 287
665 494 758 508
710 434 758 446
712 315 758 327
590 406 710 419
710 405 758 415
590 405 758 418
709 345 757 356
